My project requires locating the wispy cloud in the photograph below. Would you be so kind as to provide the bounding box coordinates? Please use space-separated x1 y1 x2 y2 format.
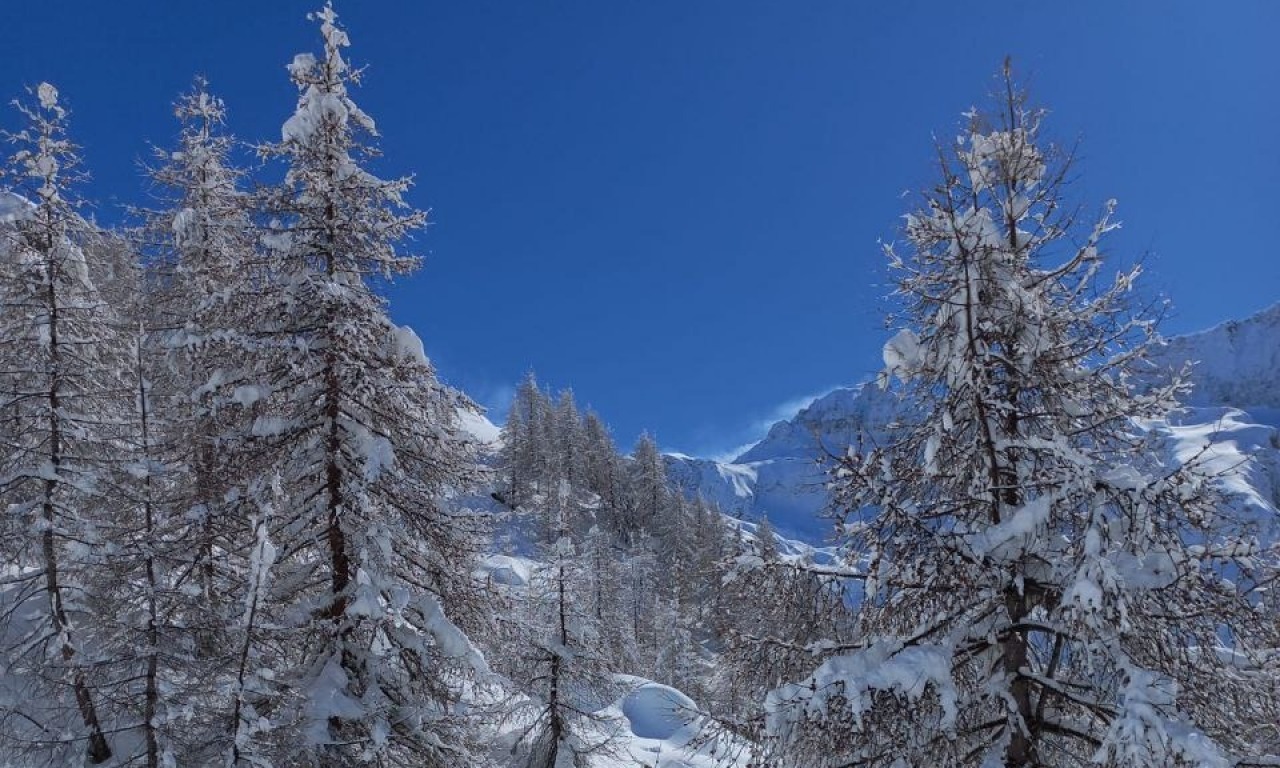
680 386 840 464
754 391 832 433
706 441 761 464
473 383 515 424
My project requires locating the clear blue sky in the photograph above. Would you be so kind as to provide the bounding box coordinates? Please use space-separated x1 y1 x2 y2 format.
4 2 1278 458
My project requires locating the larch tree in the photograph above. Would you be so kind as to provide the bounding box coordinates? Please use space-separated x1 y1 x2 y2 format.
684 495 733 627
0 83 126 766
626 431 668 541
552 388 585 498
581 409 622 524
498 400 528 508
91 232 180 768
142 79 268 765
764 67 1280 767
501 371 551 509
717 522 855 756
239 5 487 765
147 78 261 624
507 531 622 768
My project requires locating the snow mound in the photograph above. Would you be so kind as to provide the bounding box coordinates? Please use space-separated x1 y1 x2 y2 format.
477 554 534 587
592 676 749 767
620 680 697 740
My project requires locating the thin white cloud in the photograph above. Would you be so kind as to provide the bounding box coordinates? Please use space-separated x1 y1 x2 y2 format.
755 391 831 433
707 441 760 464
476 383 515 424
683 386 840 464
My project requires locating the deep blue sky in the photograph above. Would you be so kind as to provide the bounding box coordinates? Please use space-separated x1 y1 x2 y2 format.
4 2 1278 458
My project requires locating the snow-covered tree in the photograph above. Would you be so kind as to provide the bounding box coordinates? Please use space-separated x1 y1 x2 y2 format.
147 78 261 619
765 67 1280 766
578 524 634 668
89 247 193 768
506 532 623 768
684 496 734 626
717 528 855 754
753 517 779 563
0 83 126 765
581 409 622 521
499 398 528 508
626 431 668 541
230 6 488 764
501 371 552 509
651 587 702 695
127 81 272 764
552 389 586 493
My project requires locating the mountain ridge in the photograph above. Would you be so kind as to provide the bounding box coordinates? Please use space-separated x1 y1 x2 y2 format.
665 302 1280 541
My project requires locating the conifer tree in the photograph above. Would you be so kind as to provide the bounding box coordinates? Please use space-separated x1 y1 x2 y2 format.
765 67 1280 767
129 81 273 764
582 410 617 494
498 400 527 507
717 525 855 753
502 371 551 508
508 528 621 767
686 496 733 626
626 431 668 541
0 83 124 765
93 247 190 768
147 79 262 624
234 6 487 763
553 388 585 495
753 516 779 563
574 523 643 675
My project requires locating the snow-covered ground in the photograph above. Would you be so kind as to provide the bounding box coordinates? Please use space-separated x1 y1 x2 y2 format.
476 553 753 767
481 674 749 768
594 676 749 768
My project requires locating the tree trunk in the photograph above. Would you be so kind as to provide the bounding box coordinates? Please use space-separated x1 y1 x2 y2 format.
137 335 162 768
41 244 112 764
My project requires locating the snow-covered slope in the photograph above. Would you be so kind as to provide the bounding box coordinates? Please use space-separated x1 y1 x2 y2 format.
669 303 1280 542
664 454 757 518
1155 303 1280 417
456 405 502 445
665 383 899 541
1158 407 1280 525
0 191 32 225
1141 307 1280 521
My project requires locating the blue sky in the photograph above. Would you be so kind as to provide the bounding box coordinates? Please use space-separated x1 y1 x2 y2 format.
4 2 1278 458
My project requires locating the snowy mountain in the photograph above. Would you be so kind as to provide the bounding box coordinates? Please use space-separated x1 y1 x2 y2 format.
456 404 503 445
1155 303 1280 416
664 383 900 541
0 191 31 224
668 303 1280 542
